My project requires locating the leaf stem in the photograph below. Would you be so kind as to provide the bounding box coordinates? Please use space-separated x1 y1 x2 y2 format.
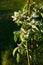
26 41 30 65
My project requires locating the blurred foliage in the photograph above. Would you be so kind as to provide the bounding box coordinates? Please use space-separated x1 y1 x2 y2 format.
12 1 43 65
0 0 43 65
0 0 26 10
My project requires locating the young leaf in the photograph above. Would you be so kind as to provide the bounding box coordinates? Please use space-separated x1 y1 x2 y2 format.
16 53 20 63
14 35 18 42
13 47 18 56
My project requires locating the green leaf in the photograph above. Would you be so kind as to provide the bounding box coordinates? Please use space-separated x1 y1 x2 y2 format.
13 47 18 56
16 53 20 63
14 35 18 42
13 31 20 42
34 32 42 40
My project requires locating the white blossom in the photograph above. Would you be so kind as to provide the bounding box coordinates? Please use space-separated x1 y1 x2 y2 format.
11 11 19 21
32 25 39 31
24 31 30 39
31 12 39 18
11 15 17 21
31 19 35 24
14 12 19 17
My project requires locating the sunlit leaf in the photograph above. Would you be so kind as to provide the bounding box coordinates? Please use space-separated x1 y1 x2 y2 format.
13 47 18 56
16 53 20 63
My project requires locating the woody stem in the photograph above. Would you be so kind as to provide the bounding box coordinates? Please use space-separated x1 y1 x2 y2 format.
26 41 30 65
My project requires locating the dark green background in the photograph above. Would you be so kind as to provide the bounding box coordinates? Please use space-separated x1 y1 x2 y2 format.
0 0 26 49
0 0 26 65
